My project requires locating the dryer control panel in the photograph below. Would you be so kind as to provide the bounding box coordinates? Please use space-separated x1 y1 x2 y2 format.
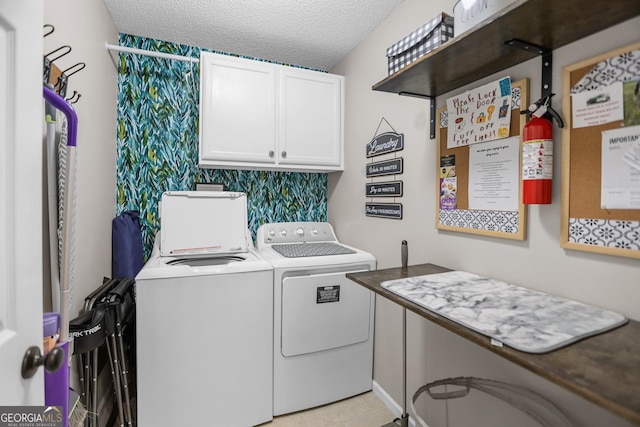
257 222 337 245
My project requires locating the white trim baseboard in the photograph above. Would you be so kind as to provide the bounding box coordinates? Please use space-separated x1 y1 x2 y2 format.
372 380 417 427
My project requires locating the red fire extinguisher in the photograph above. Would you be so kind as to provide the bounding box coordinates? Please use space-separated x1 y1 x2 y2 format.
521 94 564 204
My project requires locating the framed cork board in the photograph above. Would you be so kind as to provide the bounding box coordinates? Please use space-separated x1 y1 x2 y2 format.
436 78 529 240
561 41 640 259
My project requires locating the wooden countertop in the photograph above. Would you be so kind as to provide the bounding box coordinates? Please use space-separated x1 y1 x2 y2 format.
347 264 640 425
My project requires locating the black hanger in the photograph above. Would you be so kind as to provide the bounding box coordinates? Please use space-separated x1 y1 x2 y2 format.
43 45 72 84
55 62 85 98
66 91 81 105
43 24 54 38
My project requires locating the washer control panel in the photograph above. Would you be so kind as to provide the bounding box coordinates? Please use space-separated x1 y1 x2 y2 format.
258 222 337 245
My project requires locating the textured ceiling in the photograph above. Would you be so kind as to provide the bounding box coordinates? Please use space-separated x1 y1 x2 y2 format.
103 0 405 71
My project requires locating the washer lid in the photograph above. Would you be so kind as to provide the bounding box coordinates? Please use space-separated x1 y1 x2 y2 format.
160 191 248 256
135 248 273 280
166 255 246 267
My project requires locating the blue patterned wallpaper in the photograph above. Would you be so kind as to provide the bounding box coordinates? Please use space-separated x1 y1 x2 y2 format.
116 35 327 259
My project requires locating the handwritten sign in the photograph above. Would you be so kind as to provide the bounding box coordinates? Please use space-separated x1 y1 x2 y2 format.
367 158 404 177
446 77 512 148
366 132 404 157
365 203 403 219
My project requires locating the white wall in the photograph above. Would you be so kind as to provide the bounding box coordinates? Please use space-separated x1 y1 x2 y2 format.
43 1 118 319
329 0 640 425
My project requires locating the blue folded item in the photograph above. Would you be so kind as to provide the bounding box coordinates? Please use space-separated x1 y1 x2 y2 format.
112 210 144 278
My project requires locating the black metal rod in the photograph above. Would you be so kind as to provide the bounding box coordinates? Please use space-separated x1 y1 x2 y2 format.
399 92 436 139
505 38 553 98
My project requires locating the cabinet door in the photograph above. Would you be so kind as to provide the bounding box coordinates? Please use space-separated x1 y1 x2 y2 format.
199 52 277 167
279 68 343 170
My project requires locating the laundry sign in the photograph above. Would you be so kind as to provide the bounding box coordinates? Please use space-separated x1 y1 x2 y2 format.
365 203 403 219
366 132 404 157
366 181 403 197
367 158 404 177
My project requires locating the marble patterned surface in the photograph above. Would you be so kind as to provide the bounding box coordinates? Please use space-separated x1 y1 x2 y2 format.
381 271 627 353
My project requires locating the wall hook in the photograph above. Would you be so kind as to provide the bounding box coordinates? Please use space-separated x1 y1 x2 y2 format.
45 45 72 62
43 45 72 84
66 91 81 105
43 24 55 38
55 62 86 98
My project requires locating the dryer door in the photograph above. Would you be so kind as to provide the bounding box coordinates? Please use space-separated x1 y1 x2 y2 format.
281 271 372 357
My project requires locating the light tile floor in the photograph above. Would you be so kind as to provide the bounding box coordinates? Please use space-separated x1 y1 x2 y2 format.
259 391 396 427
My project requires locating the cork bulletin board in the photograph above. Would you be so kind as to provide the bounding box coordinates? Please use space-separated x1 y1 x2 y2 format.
561 41 640 259
436 79 529 240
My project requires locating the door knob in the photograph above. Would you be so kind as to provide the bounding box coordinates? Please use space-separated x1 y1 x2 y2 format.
21 346 65 379
268 150 275 158
281 151 287 159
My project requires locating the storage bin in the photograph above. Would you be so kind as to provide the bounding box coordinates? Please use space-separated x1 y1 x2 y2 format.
386 13 454 75
454 0 517 36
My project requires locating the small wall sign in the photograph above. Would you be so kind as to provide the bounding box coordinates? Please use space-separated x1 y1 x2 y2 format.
366 132 404 157
365 203 403 219
366 158 404 177
366 181 403 197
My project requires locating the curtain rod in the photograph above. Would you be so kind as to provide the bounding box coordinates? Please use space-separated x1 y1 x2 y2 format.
105 42 199 63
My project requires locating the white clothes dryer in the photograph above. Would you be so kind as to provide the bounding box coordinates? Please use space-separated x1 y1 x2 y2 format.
256 222 376 416
136 192 273 427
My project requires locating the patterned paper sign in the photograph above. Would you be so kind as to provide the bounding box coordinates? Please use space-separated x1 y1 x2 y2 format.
446 77 512 148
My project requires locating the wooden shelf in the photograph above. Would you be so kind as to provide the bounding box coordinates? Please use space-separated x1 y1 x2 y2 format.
373 0 640 98
347 264 640 425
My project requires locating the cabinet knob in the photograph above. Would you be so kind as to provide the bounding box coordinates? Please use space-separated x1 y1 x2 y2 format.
281 151 287 159
269 150 274 158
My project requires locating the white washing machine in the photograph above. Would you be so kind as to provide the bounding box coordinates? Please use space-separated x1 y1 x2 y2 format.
256 222 376 416
136 192 273 427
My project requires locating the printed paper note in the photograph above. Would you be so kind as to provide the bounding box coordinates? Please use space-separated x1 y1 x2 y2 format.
572 82 624 128
439 155 457 210
468 136 520 212
601 125 640 209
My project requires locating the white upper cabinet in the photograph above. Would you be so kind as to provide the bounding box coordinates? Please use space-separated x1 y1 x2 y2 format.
199 53 277 166
279 67 343 169
199 52 344 172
